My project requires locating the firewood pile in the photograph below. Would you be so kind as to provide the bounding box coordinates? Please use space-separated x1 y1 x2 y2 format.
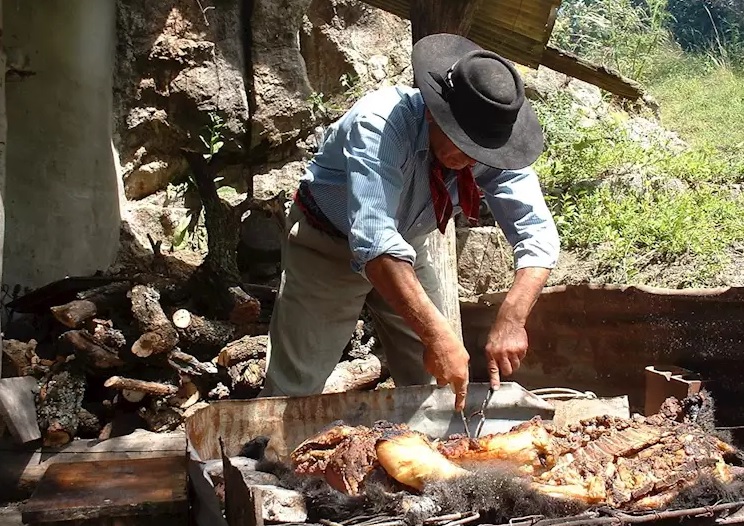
2 266 387 446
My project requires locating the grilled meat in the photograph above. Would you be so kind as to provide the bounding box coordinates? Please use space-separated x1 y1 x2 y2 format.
289 401 739 510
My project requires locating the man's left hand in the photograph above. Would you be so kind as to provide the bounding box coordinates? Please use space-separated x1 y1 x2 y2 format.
484 318 528 388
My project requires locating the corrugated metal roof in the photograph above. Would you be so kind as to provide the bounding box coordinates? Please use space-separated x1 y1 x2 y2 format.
362 0 562 68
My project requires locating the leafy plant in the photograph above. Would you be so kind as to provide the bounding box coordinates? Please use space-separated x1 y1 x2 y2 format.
172 112 236 250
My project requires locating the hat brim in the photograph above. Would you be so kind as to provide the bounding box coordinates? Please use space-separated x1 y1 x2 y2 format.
412 34 545 170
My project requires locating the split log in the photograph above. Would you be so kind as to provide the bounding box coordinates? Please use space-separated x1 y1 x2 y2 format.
227 359 266 392
167 349 218 377
171 309 236 350
217 335 268 367
60 330 124 370
129 284 179 357
104 376 178 398
1 339 38 376
137 400 183 433
168 381 201 409
322 354 385 394
50 281 130 329
0 377 41 443
36 367 86 446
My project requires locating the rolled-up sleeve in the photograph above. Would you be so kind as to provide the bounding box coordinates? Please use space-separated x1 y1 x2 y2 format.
478 166 560 270
344 113 416 275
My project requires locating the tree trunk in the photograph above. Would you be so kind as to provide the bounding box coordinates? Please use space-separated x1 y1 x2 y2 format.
412 1 482 342
181 151 261 327
410 0 483 44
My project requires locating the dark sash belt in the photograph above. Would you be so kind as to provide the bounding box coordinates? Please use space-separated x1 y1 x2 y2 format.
294 181 347 239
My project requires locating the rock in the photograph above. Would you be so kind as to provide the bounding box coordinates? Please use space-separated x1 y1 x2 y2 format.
251 0 314 148
519 65 569 101
252 485 308 523
300 0 412 98
252 161 306 200
114 0 250 200
455 227 514 297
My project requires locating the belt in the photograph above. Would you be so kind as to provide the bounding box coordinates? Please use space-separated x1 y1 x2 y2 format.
294 182 347 239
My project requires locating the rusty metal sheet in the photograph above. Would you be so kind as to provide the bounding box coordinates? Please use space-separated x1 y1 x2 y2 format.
185 382 554 463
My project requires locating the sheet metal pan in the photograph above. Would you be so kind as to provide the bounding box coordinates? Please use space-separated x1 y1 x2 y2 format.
186 382 555 526
186 382 555 463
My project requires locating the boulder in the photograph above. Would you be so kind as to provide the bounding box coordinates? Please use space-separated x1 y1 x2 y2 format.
455 227 514 297
300 0 412 98
251 0 315 148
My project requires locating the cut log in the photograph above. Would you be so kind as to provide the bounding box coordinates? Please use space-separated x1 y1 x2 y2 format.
0 377 41 444
89 318 127 351
168 381 201 409
129 285 179 357
49 281 130 329
60 330 125 370
76 407 102 438
322 354 385 394
1 339 38 377
171 309 236 350
217 335 268 367
137 400 183 433
104 376 178 398
36 368 86 447
167 349 218 377
227 359 266 392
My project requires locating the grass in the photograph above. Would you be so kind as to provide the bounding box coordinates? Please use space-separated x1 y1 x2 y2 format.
532 75 744 286
647 52 744 156
536 1 744 287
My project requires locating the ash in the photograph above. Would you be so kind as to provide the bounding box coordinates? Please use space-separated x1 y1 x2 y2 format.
422 466 587 523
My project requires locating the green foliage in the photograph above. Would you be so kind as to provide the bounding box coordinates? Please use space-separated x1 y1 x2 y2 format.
172 112 235 250
667 0 744 62
550 0 671 81
532 91 744 285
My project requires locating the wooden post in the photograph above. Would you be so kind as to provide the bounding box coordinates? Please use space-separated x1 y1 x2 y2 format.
427 220 463 341
411 0 482 342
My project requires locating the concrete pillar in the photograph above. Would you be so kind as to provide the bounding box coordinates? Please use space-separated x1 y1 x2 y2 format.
0 0 5 366
3 0 120 295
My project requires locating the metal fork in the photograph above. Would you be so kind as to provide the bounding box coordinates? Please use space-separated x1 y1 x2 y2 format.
459 387 496 439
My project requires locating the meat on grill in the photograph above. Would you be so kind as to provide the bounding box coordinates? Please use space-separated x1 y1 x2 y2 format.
289 399 739 510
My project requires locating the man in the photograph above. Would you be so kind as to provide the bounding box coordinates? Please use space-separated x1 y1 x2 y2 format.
259 33 559 411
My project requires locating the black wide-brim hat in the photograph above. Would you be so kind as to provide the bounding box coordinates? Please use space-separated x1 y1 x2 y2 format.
412 33 544 170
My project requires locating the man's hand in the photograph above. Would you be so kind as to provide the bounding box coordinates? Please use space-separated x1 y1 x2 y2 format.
365 254 470 411
423 327 470 411
485 319 528 388
485 267 550 388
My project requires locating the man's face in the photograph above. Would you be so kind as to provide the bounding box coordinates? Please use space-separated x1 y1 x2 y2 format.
425 110 476 170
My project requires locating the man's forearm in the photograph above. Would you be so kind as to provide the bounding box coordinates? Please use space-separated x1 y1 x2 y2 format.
364 254 448 345
497 267 551 326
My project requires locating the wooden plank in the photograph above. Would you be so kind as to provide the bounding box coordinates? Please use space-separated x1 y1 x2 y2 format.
542 46 645 99
0 377 41 444
0 429 186 502
21 456 188 524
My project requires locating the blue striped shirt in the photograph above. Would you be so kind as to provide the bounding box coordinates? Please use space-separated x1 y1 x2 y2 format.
302 85 560 275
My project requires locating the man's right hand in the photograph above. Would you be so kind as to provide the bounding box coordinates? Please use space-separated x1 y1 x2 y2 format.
423 326 470 412
365 254 471 412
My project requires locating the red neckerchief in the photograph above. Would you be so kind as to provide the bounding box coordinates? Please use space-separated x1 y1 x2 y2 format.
429 157 482 234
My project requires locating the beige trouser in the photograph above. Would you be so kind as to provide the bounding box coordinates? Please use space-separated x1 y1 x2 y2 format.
259 203 441 397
